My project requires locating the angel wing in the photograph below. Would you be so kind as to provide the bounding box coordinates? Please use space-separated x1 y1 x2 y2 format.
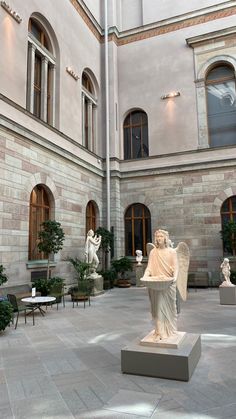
146 242 155 257
175 242 190 301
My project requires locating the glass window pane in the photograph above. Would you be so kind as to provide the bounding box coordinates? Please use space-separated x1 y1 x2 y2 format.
207 80 236 147
124 127 131 160
222 214 230 225
125 220 132 256
221 200 229 213
134 219 143 252
133 204 143 218
206 65 233 82
132 127 141 158
131 111 142 125
231 197 236 212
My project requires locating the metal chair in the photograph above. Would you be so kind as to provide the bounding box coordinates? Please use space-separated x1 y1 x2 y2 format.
7 294 35 328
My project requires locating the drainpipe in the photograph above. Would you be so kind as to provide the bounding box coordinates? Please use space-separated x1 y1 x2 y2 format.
104 0 110 234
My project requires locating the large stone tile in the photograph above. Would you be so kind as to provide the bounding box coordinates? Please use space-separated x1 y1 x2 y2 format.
73 345 120 369
0 404 14 419
104 389 161 417
7 375 58 402
11 394 74 419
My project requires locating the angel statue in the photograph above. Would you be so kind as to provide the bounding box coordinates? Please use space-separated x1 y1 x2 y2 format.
141 229 190 341
84 229 101 275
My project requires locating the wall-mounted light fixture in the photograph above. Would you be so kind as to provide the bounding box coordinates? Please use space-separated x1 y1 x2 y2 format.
66 67 79 81
161 91 180 100
1 1 22 23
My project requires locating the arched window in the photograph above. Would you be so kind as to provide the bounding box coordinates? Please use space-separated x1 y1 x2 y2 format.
206 64 236 147
125 203 151 256
123 110 149 160
29 185 50 260
86 201 96 233
27 17 56 125
82 72 97 152
221 196 236 255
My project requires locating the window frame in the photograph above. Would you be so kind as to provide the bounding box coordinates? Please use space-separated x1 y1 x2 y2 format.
29 185 50 261
123 110 149 160
125 203 151 257
27 17 56 125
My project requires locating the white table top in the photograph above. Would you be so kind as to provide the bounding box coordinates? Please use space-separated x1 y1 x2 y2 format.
21 296 56 303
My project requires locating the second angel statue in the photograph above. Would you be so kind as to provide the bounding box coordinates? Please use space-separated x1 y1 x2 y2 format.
141 229 190 341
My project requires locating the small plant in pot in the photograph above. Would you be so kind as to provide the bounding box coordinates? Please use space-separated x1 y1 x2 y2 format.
0 265 13 332
111 257 133 288
68 258 92 301
99 268 116 289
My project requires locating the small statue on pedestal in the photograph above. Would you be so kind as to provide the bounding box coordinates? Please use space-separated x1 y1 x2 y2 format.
135 250 143 265
84 229 101 277
220 258 235 287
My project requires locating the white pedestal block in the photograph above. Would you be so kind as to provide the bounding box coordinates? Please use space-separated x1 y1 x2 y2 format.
219 286 236 305
140 330 186 349
121 333 201 382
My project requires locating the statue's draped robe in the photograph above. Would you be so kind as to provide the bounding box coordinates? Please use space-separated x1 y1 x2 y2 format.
145 247 178 339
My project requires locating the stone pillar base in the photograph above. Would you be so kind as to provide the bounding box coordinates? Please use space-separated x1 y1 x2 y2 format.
219 285 236 305
121 333 201 381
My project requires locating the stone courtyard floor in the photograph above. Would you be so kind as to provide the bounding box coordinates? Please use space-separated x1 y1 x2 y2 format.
1 287 236 419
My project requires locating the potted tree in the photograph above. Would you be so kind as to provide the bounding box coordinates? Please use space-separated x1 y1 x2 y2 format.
38 220 65 280
35 220 65 300
95 227 114 270
111 257 133 288
0 265 13 332
68 258 92 304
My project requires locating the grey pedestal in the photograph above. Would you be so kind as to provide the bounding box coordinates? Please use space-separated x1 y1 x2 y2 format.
135 265 145 286
219 286 236 305
121 333 201 382
90 275 104 296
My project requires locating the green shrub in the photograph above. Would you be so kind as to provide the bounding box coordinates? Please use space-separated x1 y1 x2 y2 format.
0 301 13 331
230 271 236 285
32 277 64 296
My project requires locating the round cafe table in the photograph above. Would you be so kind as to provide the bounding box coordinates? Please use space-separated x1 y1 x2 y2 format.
21 296 56 319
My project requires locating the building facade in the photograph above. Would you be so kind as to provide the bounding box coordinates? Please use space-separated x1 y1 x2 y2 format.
1 0 236 286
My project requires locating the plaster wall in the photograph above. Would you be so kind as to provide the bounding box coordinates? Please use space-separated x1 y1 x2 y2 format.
117 14 236 158
0 0 102 149
142 0 229 26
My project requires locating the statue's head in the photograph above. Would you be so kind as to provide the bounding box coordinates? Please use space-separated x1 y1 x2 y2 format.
223 258 229 264
87 229 94 237
154 229 170 248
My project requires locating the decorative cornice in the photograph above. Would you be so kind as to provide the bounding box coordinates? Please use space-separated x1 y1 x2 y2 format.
186 25 236 46
70 0 236 46
115 5 236 46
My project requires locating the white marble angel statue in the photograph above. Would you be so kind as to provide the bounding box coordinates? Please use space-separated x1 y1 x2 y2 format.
84 229 101 274
143 229 190 340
